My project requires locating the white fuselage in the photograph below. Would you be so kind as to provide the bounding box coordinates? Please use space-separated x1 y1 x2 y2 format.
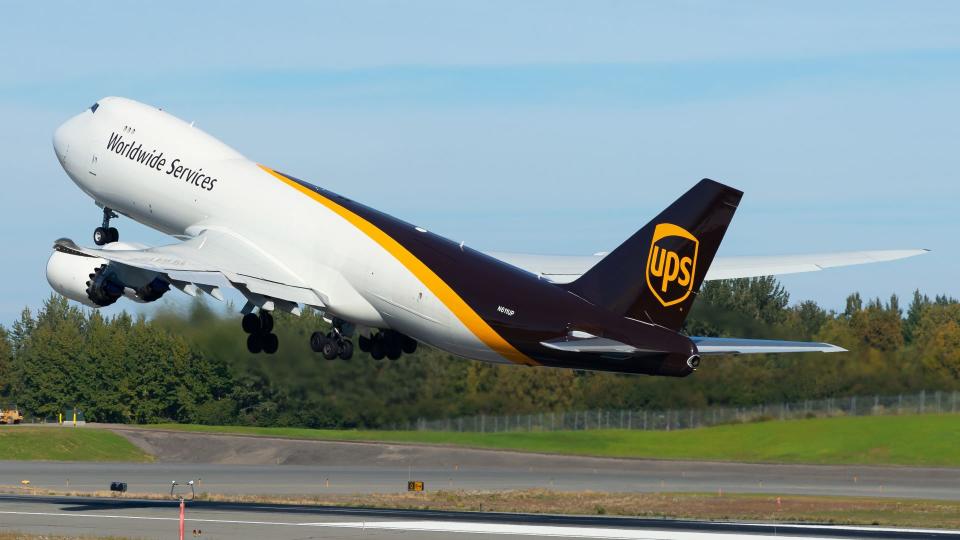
52 97 510 364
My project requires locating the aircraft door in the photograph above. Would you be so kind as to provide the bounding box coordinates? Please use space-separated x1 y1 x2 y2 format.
88 153 99 178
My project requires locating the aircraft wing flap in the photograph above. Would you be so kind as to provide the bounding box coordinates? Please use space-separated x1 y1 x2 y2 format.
225 273 327 307
691 336 846 355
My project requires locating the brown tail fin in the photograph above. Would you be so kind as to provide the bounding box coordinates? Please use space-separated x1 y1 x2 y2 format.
563 179 742 331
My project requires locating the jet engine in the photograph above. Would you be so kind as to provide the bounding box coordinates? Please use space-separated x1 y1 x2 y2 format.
46 245 170 308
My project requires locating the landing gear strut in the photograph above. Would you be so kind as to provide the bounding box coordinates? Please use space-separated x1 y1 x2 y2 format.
242 310 278 354
357 330 417 361
310 318 355 360
93 207 119 246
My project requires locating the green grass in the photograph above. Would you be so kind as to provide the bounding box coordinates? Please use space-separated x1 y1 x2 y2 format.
0 427 152 462
146 414 960 467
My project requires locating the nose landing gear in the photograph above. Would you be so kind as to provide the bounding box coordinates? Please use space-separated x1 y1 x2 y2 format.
242 310 278 354
94 207 120 246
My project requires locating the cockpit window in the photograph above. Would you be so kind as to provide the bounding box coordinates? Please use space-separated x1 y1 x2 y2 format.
89 102 99 113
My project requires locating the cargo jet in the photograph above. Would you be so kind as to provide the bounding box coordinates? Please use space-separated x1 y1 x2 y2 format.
47 98 927 376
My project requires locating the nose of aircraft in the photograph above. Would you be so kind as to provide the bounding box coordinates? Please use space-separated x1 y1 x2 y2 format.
53 106 94 167
52 115 78 165
52 122 67 162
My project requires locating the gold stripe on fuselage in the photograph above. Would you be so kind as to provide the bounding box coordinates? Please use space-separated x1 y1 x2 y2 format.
259 165 538 366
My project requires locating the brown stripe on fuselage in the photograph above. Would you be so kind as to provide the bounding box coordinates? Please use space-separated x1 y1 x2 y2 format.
261 165 695 376
260 165 540 366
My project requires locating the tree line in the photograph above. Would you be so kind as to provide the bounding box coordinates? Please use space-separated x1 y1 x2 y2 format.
0 276 957 428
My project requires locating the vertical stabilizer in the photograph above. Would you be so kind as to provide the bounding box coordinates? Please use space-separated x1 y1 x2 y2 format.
564 179 742 331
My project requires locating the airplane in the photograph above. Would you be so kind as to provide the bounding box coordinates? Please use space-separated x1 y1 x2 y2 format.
46 97 928 377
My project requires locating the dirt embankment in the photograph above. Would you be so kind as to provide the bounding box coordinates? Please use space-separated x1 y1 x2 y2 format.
106 426 622 468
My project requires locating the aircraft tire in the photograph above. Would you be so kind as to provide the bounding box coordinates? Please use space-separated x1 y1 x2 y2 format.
107 227 119 243
322 340 339 360
310 331 326 352
262 333 279 354
93 227 109 246
386 340 402 360
370 339 385 360
259 311 274 334
401 336 418 354
246 333 263 354
338 339 353 360
358 335 371 353
241 313 261 334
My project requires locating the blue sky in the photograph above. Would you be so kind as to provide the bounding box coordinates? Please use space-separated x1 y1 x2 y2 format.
2 1 958 324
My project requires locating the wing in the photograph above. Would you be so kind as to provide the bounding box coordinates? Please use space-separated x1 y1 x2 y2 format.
54 230 326 312
690 336 846 355
487 249 929 284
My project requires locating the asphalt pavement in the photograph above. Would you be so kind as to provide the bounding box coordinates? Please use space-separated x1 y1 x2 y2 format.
0 494 957 540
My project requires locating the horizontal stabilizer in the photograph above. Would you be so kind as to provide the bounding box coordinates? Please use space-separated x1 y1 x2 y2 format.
489 249 929 284
541 334 643 354
704 249 930 280
691 336 846 355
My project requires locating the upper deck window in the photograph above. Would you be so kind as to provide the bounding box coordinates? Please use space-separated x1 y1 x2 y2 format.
89 102 99 114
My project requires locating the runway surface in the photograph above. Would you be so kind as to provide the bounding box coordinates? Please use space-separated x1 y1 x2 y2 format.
2 457 959 500
0 494 956 540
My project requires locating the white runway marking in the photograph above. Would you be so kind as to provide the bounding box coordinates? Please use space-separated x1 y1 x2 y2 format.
0 509 951 539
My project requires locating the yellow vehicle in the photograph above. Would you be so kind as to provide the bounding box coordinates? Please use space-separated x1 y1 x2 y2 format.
0 407 23 424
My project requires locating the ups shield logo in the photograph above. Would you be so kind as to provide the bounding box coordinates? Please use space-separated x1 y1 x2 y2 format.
646 223 699 307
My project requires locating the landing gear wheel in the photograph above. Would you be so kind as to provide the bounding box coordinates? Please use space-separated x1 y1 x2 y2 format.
358 335 371 353
310 331 327 353
386 334 402 360
322 340 339 360
338 340 354 360
259 311 274 334
401 336 418 354
262 333 279 354
246 334 263 354
370 339 385 360
93 227 109 246
95 207 119 246
241 313 261 334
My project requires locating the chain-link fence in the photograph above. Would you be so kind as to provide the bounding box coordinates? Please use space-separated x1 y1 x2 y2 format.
389 390 960 433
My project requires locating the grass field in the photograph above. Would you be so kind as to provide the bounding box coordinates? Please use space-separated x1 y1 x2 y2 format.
0 534 137 540
0 427 151 462
147 413 960 467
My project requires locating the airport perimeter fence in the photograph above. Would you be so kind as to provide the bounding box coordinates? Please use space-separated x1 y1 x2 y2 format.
391 390 960 433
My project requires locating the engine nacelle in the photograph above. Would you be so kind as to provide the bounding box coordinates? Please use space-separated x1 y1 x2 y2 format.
46 247 170 308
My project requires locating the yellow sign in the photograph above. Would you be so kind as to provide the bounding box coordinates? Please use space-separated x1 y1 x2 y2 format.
407 480 424 492
646 223 699 307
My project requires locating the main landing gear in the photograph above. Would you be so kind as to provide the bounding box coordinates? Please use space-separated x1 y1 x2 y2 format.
93 207 119 246
310 318 355 360
308 320 418 362
357 330 418 361
242 310 279 354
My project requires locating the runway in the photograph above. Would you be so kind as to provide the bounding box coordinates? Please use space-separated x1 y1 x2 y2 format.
2 457 959 500
0 494 956 540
